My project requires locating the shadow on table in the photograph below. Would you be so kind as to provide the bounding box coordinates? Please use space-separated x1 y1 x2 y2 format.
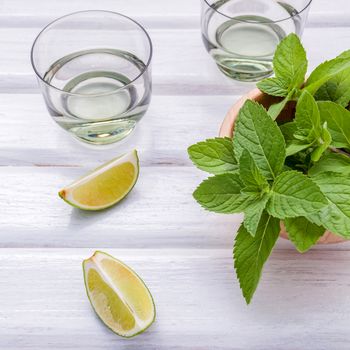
66 189 140 230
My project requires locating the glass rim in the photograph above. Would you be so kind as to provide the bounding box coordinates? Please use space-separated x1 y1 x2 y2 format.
30 10 153 98
202 0 313 24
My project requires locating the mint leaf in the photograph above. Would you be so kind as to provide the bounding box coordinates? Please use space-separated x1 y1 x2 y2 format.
294 90 321 139
309 50 350 106
280 122 298 142
310 123 332 162
239 150 269 192
314 67 350 107
286 141 311 156
338 50 350 59
272 33 307 91
233 100 286 180
268 88 296 120
234 212 280 304
282 93 331 160
267 170 328 218
282 91 322 156
308 172 350 238
309 152 350 176
239 150 270 236
188 138 238 175
318 101 350 149
305 57 350 95
284 217 325 253
244 195 270 236
257 77 289 97
280 122 311 155
257 34 306 98
193 173 255 213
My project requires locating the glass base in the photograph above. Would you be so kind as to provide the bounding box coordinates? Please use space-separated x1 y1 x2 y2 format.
215 58 273 82
67 119 137 145
42 47 151 145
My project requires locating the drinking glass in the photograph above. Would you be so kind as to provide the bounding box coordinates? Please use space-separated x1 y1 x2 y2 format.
201 0 312 82
31 11 152 145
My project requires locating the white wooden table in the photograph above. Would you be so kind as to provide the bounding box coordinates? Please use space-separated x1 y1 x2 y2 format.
1 1 350 348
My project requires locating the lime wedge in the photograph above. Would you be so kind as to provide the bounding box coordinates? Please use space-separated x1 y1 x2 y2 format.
83 251 156 338
59 150 139 211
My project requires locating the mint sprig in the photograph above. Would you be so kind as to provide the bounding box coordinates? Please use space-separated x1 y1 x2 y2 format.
188 33 350 303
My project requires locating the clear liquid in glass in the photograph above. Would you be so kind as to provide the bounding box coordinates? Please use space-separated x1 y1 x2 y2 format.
43 49 151 144
202 0 301 81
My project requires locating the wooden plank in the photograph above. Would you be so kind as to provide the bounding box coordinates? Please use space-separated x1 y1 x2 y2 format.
0 27 348 94
1 248 350 349
0 166 240 248
1 166 349 250
0 94 237 167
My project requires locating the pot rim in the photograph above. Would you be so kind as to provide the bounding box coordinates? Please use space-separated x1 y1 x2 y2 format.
219 88 263 138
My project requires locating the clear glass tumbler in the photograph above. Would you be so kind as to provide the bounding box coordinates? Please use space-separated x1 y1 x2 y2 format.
31 11 152 145
201 0 312 82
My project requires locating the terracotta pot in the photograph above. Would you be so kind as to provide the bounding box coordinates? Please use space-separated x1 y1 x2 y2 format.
219 88 346 244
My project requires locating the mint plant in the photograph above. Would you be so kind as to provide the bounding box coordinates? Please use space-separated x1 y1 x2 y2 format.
188 34 350 304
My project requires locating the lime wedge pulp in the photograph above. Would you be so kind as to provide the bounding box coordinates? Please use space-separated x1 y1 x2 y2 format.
59 150 139 211
83 251 156 338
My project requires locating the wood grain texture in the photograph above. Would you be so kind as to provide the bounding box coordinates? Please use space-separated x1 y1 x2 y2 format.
1 249 350 349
